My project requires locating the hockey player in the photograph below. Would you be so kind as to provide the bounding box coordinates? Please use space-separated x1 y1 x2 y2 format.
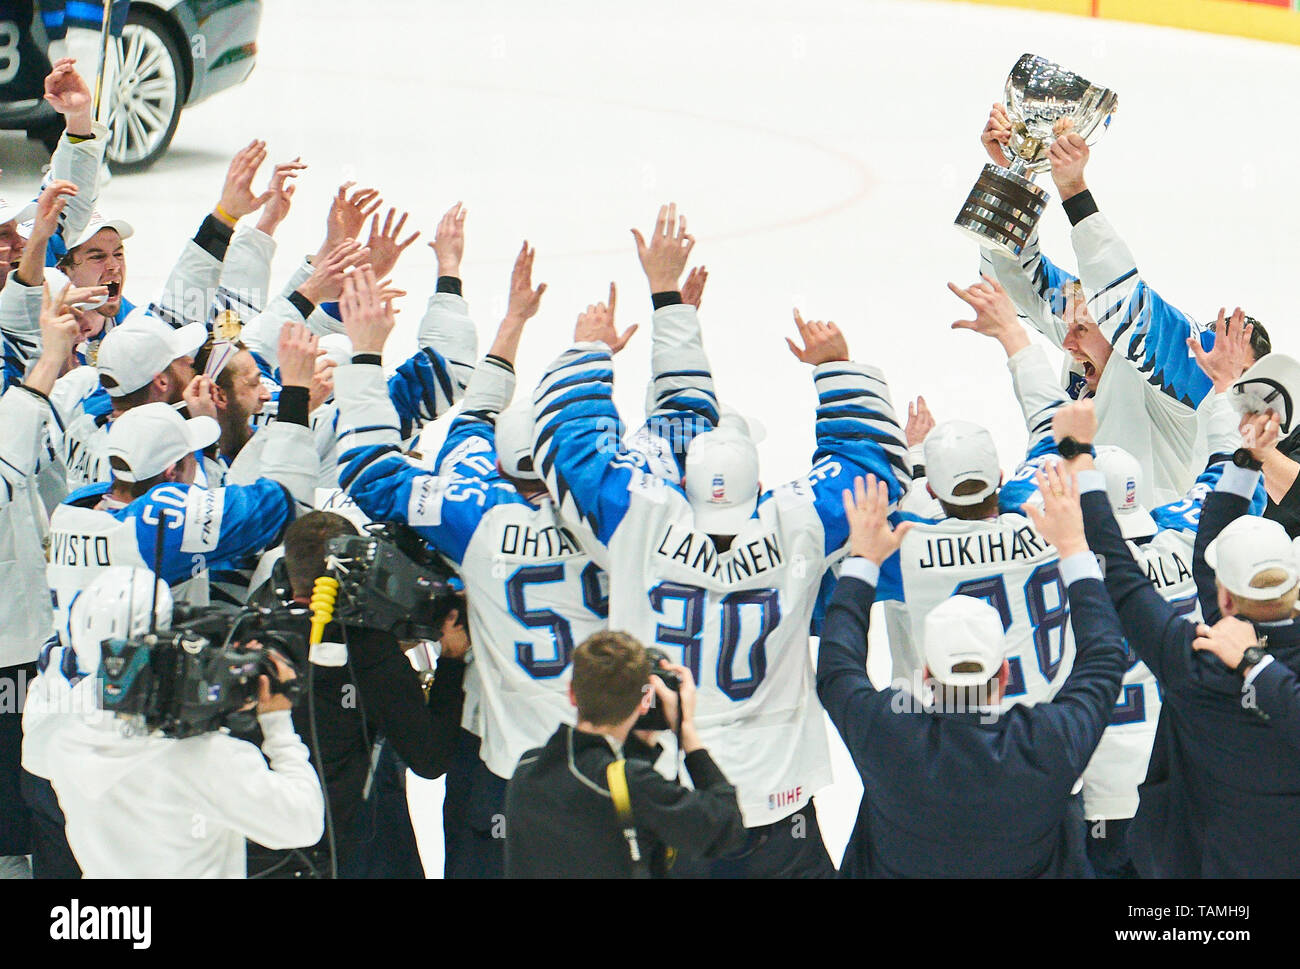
977 105 1266 507
875 275 1070 707
532 287 910 877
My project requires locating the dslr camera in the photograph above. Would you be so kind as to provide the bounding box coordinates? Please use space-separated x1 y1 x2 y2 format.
99 604 305 739
635 647 682 732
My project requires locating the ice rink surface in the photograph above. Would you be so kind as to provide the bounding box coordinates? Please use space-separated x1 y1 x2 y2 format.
6 0 1300 874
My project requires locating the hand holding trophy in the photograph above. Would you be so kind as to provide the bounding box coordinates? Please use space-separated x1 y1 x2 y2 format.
954 54 1118 258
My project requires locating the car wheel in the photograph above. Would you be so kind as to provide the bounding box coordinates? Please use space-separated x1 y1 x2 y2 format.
104 10 185 173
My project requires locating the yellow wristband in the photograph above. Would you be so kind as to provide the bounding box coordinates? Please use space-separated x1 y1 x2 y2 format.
214 203 237 226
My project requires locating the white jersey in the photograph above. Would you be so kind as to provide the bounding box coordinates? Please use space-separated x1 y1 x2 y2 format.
334 359 607 779
532 339 911 826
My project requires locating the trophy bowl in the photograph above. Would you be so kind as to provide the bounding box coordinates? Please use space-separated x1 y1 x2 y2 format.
955 54 1118 258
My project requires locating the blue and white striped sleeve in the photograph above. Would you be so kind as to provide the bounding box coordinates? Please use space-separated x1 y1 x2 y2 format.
532 343 646 546
639 302 719 477
1006 343 1067 452
980 233 1076 349
386 345 469 441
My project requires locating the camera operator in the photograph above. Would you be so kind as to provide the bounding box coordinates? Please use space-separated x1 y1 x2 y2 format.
247 511 468 878
39 567 324 878
504 631 743 878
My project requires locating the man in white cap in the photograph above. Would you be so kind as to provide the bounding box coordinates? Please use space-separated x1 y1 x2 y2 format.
878 277 1073 711
817 469 1126 877
532 282 910 878
32 567 323 878
58 309 206 487
1077 386 1262 876
1063 399 1300 876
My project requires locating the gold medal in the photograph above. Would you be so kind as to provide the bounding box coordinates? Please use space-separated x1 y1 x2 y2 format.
214 310 243 342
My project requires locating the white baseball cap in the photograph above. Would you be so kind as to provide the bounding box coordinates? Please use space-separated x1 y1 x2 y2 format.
1231 353 1300 434
1204 515 1300 601
684 428 760 535
923 421 1001 506
97 310 206 397
105 403 218 482
65 212 135 252
0 196 35 228
718 404 768 445
69 567 173 677
923 595 1009 687
495 403 540 480
1094 445 1157 540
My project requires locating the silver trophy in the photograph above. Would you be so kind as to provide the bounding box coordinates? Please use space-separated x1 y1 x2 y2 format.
954 54 1118 257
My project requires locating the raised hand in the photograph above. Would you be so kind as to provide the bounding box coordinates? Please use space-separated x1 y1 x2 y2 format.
948 275 1028 357
681 266 708 309
182 375 219 421
277 322 322 389
43 58 92 134
30 179 78 243
340 267 396 355
842 474 911 565
27 281 83 394
366 207 420 281
1047 130 1089 202
309 357 337 413
1239 409 1282 462
506 241 546 324
1052 399 1099 451
906 396 935 450
1191 307 1255 394
298 239 370 305
429 202 466 277
631 203 695 293
321 182 382 256
786 309 848 365
574 283 638 353
1023 461 1087 557
214 140 272 226
981 102 1012 167
255 158 307 237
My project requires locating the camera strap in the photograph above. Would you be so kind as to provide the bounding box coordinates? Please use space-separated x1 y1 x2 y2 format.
605 759 651 879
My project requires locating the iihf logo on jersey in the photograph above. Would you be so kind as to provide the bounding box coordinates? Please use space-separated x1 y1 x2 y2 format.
711 474 726 501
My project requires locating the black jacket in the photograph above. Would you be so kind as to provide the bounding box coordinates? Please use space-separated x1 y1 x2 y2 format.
817 568 1125 878
503 725 743 878
1265 430 1300 537
1080 472 1300 876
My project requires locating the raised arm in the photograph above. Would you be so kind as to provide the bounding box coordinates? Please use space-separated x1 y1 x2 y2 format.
42 59 106 247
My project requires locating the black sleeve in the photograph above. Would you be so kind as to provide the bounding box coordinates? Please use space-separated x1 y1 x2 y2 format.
347 627 464 779
194 214 235 261
1193 484 1255 625
624 753 744 861
287 290 316 319
815 572 885 754
651 291 682 310
275 385 310 427
436 276 462 296
1081 490 1194 689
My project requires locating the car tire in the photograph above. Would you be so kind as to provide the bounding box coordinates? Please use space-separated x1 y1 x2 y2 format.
104 9 185 173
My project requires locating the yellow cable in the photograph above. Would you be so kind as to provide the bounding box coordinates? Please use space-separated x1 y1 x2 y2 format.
309 576 340 646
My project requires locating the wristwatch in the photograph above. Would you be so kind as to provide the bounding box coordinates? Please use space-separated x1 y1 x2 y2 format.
1057 437 1096 460
1232 447 1263 471
1235 638 1269 677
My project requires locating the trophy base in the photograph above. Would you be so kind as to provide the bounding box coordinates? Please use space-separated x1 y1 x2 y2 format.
953 164 1051 259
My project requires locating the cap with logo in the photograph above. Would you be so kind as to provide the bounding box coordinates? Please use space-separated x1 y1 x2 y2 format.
96 310 206 397
495 403 539 480
923 420 1001 506
0 196 36 228
1231 353 1300 434
923 595 1009 687
684 427 760 535
1093 445 1157 539
1204 515 1300 601
105 403 219 482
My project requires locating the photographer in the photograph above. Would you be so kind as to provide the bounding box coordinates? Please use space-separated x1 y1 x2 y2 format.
247 511 468 878
504 632 743 878
39 567 324 878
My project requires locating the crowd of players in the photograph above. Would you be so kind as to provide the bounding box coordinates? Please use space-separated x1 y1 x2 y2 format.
0 58 1298 879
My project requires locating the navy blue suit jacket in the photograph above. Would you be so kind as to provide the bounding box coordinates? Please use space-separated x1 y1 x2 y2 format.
816 567 1125 878
1080 483 1300 877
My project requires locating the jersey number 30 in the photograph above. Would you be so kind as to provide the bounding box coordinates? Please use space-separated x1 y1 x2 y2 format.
649 583 780 701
